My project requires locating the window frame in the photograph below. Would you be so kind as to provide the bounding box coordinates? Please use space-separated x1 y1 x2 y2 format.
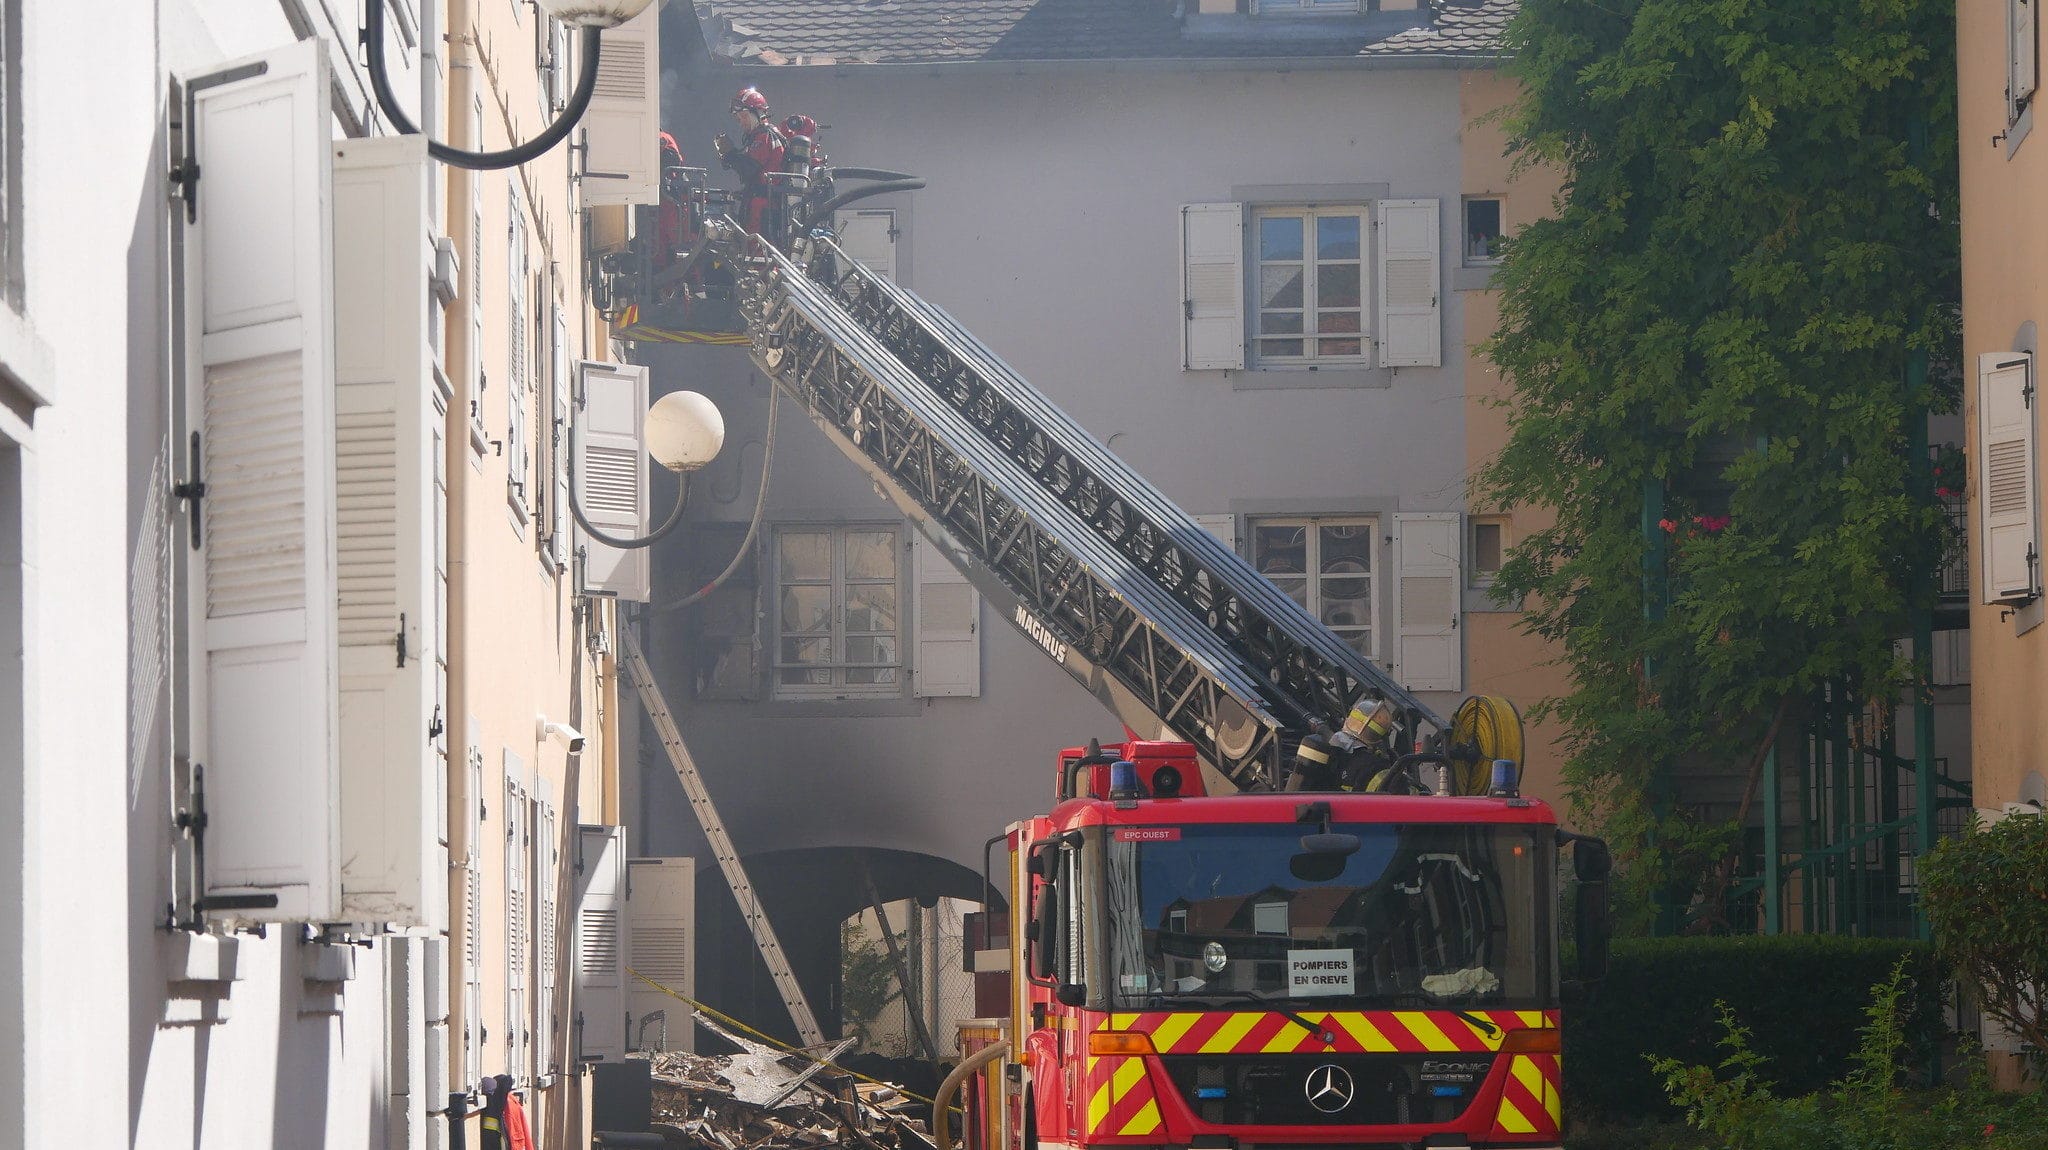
1469 515 1508 588
0 0 20 311
1252 0 1364 15
1248 514 1379 660
770 524 908 701
1250 205 1370 369
1462 196 1504 266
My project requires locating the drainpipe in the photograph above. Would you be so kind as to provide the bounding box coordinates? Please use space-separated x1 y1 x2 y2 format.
444 0 480 1139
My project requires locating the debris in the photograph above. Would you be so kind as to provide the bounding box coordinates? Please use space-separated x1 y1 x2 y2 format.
639 1020 939 1150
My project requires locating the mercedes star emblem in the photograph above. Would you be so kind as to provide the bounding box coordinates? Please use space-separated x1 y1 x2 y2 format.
1304 1063 1355 1114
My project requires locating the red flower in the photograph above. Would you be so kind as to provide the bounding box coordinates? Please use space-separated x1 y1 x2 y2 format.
1658 518 1677 533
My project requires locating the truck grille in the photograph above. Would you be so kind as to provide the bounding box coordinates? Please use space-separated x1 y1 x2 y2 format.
1159 1053 1493 1128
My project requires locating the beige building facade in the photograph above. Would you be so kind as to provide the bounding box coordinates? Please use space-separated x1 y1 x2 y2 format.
1960 0 2047 816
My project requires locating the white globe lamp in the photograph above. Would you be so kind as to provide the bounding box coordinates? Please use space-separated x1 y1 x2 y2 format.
647 391 726 474
536 0 659 28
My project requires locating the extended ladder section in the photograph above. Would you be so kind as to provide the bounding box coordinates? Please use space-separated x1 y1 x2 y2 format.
734 241 1447 790
620 629 826 1046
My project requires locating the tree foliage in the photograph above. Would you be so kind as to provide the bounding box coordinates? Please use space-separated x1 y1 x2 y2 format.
1920 812 2048 1056
1482 0 1960 920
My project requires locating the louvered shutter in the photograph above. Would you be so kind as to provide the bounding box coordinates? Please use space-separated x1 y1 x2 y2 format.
579 6 660 206
1377 199 1441 368
332 134 444 929
504 768 530 1084
1392 512 1462 691
462 739 484 1092
576 824 629 1061
1181 203 1245 371
913 532 980 698
835 210 898 282
1980 352 2039 603
549 307 571 568
508 194 531 513
575 360 651 601
627 857 696 1052
180 41 341 922
1193 514 1238 554
535 791 560 1077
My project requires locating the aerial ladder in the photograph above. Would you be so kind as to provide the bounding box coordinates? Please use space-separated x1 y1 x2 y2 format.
601 165 1525 1043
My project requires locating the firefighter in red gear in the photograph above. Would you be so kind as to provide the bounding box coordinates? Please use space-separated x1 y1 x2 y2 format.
713 86 785 237
655 131 695 286
781 113 821 177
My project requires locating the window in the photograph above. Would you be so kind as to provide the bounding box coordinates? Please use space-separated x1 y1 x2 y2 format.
1255 0 1361 13
2013 0 2039 122
1469 517 1507 586
773 526 905 698
1463 197 1503 264
1253 208 1367 365
1250 516 1376 658
1253 898 1289 936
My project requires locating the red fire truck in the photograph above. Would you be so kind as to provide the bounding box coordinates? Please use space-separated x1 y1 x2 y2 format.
951 739 1609 1150
614 151 1613 1150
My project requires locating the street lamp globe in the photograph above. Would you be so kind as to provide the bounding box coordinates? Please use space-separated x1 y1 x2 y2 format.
647 391 725 473
535 0 659 28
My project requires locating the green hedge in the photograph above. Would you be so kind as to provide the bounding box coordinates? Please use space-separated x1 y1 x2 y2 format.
1562 935 1941 1123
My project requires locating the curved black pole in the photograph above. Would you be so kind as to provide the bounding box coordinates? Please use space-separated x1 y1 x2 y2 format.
567 411 691 550
364 0 605 171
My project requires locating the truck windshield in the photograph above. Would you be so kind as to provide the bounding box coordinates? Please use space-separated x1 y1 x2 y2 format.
1100 822 1553 1011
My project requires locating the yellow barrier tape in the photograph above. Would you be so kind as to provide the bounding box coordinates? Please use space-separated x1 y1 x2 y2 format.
626 966 964 1114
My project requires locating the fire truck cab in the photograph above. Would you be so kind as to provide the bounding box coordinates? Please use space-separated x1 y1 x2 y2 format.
958 741 1610 1150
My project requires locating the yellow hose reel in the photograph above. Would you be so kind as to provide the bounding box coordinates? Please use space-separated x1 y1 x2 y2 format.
1446 694 1525 796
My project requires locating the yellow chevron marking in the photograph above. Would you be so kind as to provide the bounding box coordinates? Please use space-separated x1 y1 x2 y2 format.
1512 1054 1547 1101
1400 1012 1463 1052
1495 1095 1538 1135
1518 1010 1545 1029
1150 1013 1200 1053
1199 1013 1260 1053
1112 1056 1148 1099
1260 1017 1311 1052
1333 1012 1398 1052
1117 1100 1162 1137
1109 1013 1137 1029
1088 1059 1113 1134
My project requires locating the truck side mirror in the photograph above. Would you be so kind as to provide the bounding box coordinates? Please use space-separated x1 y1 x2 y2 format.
1575 879 1610 983
1056 983 1086 1007
1028 883 1060 982
1572 837 1612 883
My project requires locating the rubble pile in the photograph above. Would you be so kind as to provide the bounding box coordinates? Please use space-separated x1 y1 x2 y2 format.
640 1018 938 1150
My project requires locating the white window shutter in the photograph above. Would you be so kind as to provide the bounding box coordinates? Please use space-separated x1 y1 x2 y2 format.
505 769 530 1083
835 210 898 281
580 6 660 206
576 824 629 1062
1377 198 1442 368
1392 512 1462 691
626 857 697 1052
1980 352 2039 603
462 741 484 1092
509 196 531 509
574 360 651 601
550 307 571 568
535 790 559 1077
180 40 341 922
913 532 981 698
1181 203 1244 371
1193 514 1238 554
331 134 445 931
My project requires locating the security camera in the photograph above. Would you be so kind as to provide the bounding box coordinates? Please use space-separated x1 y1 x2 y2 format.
538 718 586 754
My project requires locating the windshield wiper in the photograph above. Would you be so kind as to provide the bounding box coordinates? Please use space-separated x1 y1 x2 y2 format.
1391 992 1498 1037
1171 989 1338 1045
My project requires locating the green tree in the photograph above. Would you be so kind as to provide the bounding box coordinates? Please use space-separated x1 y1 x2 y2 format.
841 918 904 1050
1920 812 2048 1055
1481 0 1960 926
